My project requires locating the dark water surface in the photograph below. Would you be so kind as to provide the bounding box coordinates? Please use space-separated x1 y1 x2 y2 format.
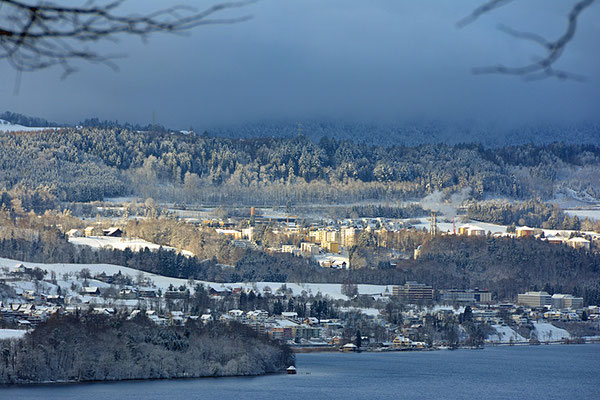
3 344 599 400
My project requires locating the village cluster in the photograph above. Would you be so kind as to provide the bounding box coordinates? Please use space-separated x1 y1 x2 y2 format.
1 261 598 350
206 210 598 269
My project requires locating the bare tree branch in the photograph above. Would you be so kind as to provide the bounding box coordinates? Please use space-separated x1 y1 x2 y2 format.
0 0 255 77
456 0 514 28
496 24 551 48
458 0 595 81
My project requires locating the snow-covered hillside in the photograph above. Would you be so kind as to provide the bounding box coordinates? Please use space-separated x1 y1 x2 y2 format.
69 236 194 257
0 257 388 300
486 323 571 344
0 119 51 132
533 322 570 341
0 329 28 340
486 325 527 344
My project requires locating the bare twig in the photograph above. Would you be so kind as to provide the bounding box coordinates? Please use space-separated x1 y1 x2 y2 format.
458 0 595 81
456 0 515 28
0 0 255 77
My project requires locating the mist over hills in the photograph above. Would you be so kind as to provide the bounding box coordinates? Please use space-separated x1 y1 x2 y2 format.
3 111 599 147
207 120 600 148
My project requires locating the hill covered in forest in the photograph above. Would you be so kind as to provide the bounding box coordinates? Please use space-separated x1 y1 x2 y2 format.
1 212 598 305
1 127 599 206
0 313 293 384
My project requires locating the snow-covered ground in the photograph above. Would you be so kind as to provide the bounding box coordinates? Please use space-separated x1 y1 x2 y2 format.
338 307 381 317
486 325 527 344
564 208 600 221
314 249 350 268
486 323 570 344
0 119 53 132
431 305 465 315
408 217 508 234
412 216 600 242
532 322 570 341
69 236 194 257
0 257 389 300
0 329 28 340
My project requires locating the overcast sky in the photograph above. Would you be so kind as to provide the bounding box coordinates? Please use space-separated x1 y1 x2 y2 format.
1 0 599 130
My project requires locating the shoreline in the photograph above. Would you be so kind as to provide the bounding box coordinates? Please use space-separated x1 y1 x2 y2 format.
0 369 290 388
291 338 600 353
5 342 598 386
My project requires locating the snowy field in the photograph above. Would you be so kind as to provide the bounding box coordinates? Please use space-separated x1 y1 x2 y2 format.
69 236 194 257
0 119 53 132
0 257 389 300
532 322 570 341
486 325 527 344
0 329 28 340
412 216 600 241
485 323 571 344
564 209 600 221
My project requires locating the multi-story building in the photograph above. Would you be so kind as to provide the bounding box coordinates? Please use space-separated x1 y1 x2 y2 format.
517 291 551 308
281 245 301 256
440 289 492 304
340 227 356 247
392 282 433 303
551 294 584 310
309 230 326 244
300 242 320 255
322 241 339 253
241 227 254 241
326 230 340 244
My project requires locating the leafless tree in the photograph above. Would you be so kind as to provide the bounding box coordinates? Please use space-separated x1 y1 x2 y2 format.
458 0 596 81
0 0 254 77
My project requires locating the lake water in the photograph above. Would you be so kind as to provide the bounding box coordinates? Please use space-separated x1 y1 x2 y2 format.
3 345 599 400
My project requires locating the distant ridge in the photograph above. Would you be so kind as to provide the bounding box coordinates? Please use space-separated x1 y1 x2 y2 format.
4 111 599 147
0 111 62 128
207 120 600 148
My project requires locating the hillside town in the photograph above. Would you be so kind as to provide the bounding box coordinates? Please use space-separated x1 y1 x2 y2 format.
2 256 599 351
67 204 600 272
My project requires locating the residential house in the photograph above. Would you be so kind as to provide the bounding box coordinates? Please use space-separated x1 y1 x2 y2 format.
567 237 590 250
81 286 100 296
516 226 535 238
103 227 123 237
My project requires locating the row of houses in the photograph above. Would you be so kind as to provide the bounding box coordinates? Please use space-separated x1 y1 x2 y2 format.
68 227 123 238
456 225 593 250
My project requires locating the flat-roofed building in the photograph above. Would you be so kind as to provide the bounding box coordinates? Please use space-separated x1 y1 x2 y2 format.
323 241 339 253
326 230 340 244
282 245 301 256
392 282 433 303
440 289 492 304
340 227 357 247
517 291 551 308
551 294 584 310
300 242 320 255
